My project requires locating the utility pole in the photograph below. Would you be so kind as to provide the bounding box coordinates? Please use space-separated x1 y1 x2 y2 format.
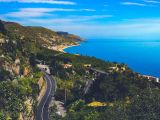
64 86 67 104
64 73 69 104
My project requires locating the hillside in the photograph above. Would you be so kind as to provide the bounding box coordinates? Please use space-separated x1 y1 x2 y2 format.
0 20 83 50
0 20 160 120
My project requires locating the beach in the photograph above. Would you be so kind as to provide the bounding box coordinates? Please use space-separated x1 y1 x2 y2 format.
52 44 80 53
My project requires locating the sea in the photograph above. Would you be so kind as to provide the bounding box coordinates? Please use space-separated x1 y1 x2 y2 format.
64 39 160 78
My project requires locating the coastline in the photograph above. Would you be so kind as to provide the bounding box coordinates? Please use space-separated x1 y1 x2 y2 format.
61 44 80 53
61 43 160 82
52 39 160 80
48 43 80 53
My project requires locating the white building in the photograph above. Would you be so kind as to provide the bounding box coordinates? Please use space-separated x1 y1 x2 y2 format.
37 64 51 74
156 78 160 83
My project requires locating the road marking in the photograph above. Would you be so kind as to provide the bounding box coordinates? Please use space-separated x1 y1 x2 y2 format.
41 75 53 120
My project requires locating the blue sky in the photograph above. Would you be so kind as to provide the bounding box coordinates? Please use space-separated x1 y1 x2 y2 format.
1 0 160 39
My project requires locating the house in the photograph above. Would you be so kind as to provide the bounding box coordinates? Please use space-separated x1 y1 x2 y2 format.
84 64 92 68
37 64 50 74
63 64 72 69
109 65 126 73
74 54 80 56
0 38 5 45
121 67 126 71
15 58 20 65
156 78 160 83
0 54 4 58
109 66 119 72
143 75 160 83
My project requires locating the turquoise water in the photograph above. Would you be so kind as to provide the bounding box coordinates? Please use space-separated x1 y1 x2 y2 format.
65 39 160 77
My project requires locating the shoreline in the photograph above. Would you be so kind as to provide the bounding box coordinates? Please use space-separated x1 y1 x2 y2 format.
52 41 160 80
61 44 80 53
48 43 80 53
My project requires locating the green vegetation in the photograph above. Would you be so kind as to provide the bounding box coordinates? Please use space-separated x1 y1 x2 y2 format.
0 68 11 81
0 20 82 46
0 75 40 119
48 53 160 120
49 105 62 120
0 19 160 120
33 48 160 120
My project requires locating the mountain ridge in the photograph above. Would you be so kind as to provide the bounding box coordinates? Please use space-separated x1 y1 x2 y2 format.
0 19 83 49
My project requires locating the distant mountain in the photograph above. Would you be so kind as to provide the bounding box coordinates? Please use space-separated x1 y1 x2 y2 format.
0 20 83 47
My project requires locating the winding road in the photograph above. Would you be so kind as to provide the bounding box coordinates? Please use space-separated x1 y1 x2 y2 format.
84 67 108 94
36 66 107 119
90 67 108 75
36 72 56 120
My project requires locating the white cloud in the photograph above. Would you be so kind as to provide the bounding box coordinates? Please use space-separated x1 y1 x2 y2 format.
68 15 112 21
121 2 146 6
6 8 52 17
0 0 76 5
10 17 160 39
18 15 112 24
79 9 96 12
143 0 160 4
5 8 96 18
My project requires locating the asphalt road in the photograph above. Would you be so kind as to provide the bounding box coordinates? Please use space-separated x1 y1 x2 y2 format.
83 67 108 94
90 67 108 75
36 73 56 120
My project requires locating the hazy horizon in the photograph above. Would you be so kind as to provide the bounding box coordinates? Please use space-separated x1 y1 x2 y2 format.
1 0 160 39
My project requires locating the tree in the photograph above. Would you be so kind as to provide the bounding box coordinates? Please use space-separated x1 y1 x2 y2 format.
0 111 5 120
128 89 160 120
49 105 62 120
29 53 36 67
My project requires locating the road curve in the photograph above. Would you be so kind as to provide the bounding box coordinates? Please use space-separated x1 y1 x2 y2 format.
36 73 56 120
90 67 108 75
